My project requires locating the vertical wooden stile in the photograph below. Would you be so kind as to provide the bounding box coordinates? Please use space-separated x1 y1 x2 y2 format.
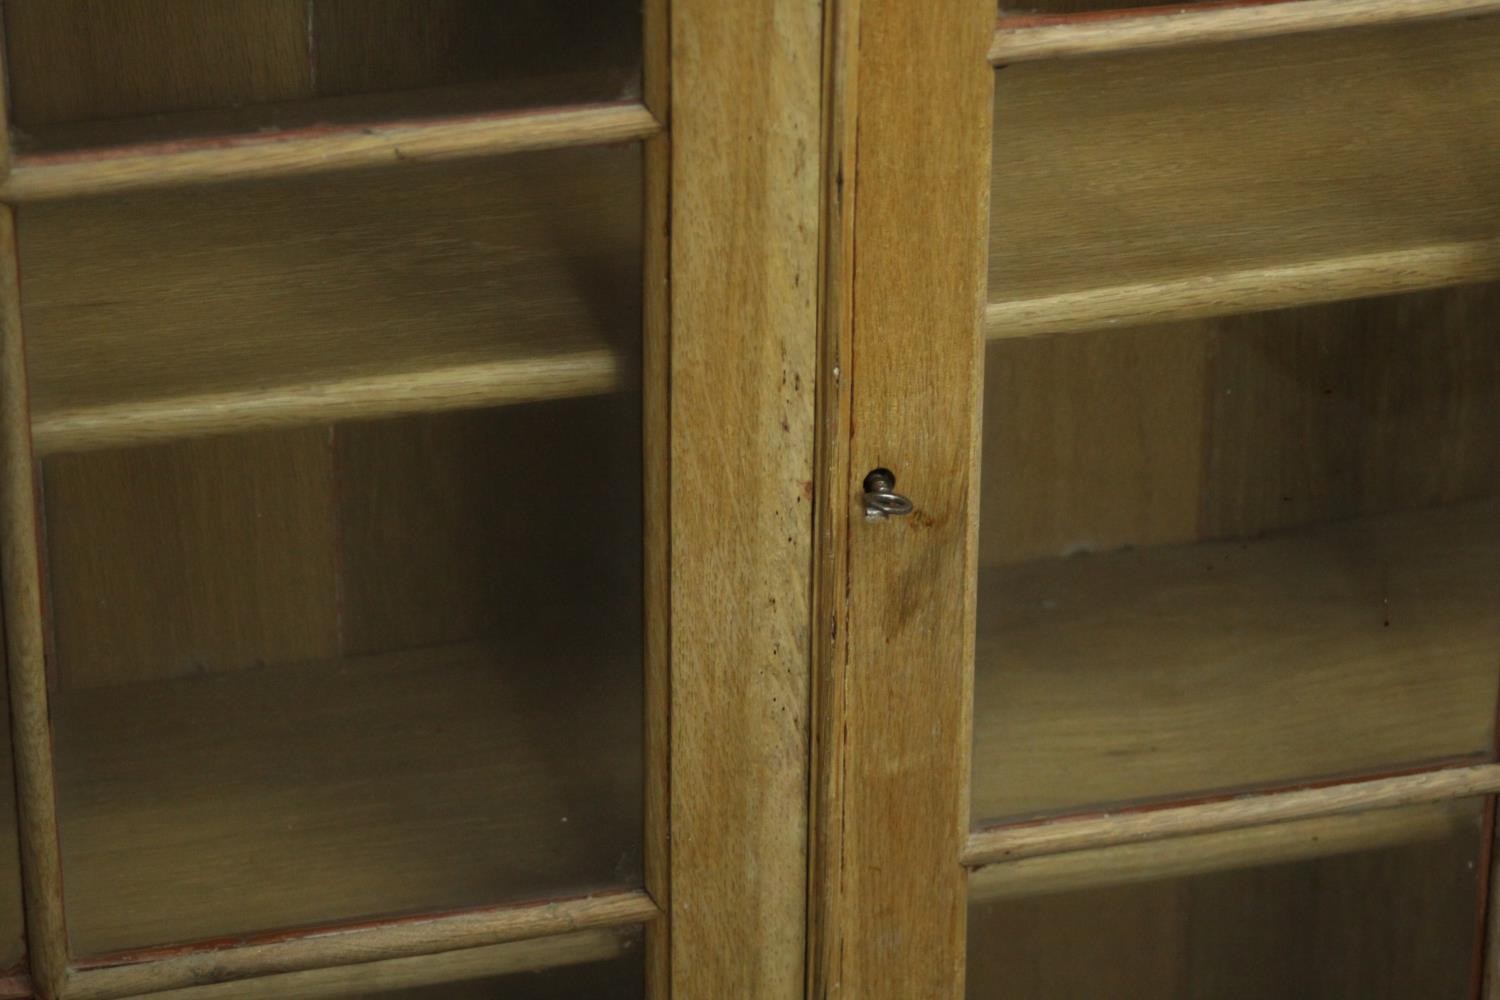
815 0 995 995
668 0 822 995
0 206 67 997
641 0 672 994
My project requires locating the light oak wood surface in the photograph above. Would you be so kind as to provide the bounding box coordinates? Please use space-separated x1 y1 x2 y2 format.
667 0 822 995
989 16 1500 333
824 0 996 996
992 0 1500 62
17 146 640 453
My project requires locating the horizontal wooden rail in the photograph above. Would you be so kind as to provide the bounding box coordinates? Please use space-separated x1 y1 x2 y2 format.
62 891 659 1000
990 0 1500 63
985 238 1500 340
131 927 637 1000
0 972 31 1000
31 349 625 456
964 763 1500 868
0 102 661 202
967 796 1477 902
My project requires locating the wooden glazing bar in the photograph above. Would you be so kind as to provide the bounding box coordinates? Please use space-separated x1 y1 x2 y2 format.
63 891 659 1000
0 102 661 202
31 350 624 457
129 927 638 1000
641 0 672 994
984 239 1500 340
967 798 1478 902
0 206 68 998
964 763 1500 867
991 0 1500 63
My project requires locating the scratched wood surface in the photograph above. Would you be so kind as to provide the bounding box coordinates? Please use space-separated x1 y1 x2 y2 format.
667 0 822 996
824 0 996 996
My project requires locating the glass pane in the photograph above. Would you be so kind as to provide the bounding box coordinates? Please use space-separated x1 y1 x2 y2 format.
0 632 23 972
972 284 1500 823
989 19 1500 312
967 798 1487 999
377 950 644 1000
24 149 645 955
3 0 642 155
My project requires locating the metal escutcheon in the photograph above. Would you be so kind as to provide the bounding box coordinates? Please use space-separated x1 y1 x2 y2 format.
862 468 913 521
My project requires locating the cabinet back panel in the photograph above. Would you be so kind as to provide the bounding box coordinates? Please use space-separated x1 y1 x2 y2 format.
45 397 644 954
973 283 1500 821
989 16 1500 305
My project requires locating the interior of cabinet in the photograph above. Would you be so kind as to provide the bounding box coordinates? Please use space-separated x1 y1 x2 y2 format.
0 0 654 967
966 797 1486 999
973 281 1500 823
988 16 1500 333
1 0 642 156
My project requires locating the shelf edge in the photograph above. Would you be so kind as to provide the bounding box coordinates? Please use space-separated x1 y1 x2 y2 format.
964 762 1500 869
1 102 662 202
990 0 1500 63
31 350 625 456
62 891 659 1000
985 238 1500 339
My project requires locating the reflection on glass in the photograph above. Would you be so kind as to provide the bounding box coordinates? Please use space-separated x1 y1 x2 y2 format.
378 949 644 1000
967 799 1487 999
30 149 646 955
972 285 1500 824
0 639 23 972
3 0 642 154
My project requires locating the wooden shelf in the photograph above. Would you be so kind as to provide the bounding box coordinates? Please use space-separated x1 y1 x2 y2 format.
3 101 660 203
988 15 1500 336
991 0 1500 63
973 499 1500 823
17 145 642 454
52 640 644 958
968 798 1475 901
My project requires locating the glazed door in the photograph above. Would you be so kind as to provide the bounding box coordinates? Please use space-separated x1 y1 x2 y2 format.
815 1 1500 997
0 2 819 999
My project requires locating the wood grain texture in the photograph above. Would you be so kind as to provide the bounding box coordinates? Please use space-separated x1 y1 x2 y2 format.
973 501 1500 821
0 206 66 997
966 763 1500 865
17 145 641 453
668 0 821 995
806 0 858 994
52 642 642 957
967 798 1484 999
64 891 656 1000
2 103 661 203
827 0 995 995
132 928 640 1000
992 0 1500 62
988 17 1500 326
40 430 340 688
